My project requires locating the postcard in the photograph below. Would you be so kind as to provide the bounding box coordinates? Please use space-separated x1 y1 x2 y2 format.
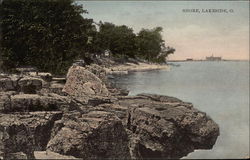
0 0 249 159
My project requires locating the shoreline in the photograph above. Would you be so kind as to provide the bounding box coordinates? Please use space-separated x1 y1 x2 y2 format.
0 63 219 159
105 62 169 75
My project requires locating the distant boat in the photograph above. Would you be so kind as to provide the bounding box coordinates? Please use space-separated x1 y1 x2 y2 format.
206 55 222 61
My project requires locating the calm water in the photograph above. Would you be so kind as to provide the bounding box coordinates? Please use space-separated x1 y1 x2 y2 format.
111 61 249 159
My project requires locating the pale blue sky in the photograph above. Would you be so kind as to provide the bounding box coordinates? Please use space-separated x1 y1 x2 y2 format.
77 1 249 60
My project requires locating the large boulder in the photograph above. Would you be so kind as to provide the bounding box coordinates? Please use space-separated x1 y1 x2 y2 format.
0 112 62 159
63 66 110 102
47 111 131 159
114 94 219 159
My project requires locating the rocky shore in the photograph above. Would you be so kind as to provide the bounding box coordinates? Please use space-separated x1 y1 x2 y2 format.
106 62 169 75
0 63 219 159
86 57 169 75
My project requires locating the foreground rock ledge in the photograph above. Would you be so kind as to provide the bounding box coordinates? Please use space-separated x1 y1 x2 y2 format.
0 64 219 159
116 94 219 159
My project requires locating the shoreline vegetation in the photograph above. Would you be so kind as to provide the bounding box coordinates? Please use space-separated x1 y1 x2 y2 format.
0 0 175 75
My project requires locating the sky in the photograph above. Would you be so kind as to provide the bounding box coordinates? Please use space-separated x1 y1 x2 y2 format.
76 1 249 60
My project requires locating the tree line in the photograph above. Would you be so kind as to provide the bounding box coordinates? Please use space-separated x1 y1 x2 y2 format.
0 0 175 74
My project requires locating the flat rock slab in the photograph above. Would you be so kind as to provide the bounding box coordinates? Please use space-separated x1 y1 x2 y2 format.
34 151 77 159
0 93 78 113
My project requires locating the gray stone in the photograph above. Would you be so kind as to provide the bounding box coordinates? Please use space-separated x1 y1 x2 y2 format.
18 77 43 94
85 64 107 82
41 82 67 96
1 93 78 113
63 66 109 101
47 111 131 159
0 92 12 113
115 94 219 159
27 72 53 82
0 112 62 159
5 152 28 159
0 65 220 160
34 150 77 159
0 75 20 91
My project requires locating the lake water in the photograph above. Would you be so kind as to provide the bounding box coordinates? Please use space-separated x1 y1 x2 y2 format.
111 61 249 159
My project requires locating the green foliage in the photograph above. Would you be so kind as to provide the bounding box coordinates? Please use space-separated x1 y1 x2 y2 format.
0 0 94 74
136 27 174 63
0 1 175 74
91 22 137 58
91 23 174 62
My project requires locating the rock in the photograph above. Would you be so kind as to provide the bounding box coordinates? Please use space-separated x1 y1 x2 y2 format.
63 66 109 101
0 92 12 113
18 76 43 94
47 111 131 159
0 65 220 159
116 94 219 159
51 77 66 83
0 112 62 159
1 93 78 113
87 96 117 107
0 75 20 91
4 152 28 159
34 150 77 159
90 103 128 126
27 72 53 82
0 78 15 91
41 82 67 96
108 87 129 96
0 75 44 94
85 64 107 82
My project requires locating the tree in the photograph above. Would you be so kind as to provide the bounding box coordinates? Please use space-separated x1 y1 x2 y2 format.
0 0 94 74
136 27 174 63
93 22 138 58
0 0 175 73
